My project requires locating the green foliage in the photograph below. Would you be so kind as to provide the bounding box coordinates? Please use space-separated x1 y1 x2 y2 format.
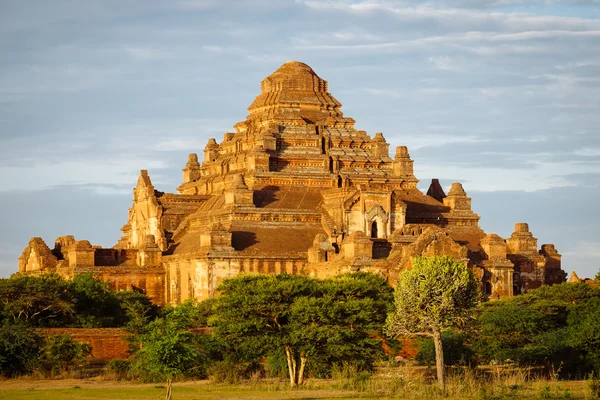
471 282 600 375
474 304 556 363
0 273 158 329
595 270 600 281
107 359 130 380
36 334 92 377
212 274 316 359
68 273 122 327
194 298 218 327
0 273 74 326
211 272 393 385
128 303 208 383
289 272 393 374
416 331 473 367
386 256 479 338
0 325 43 377
118 290 160 336
589 371 600 399
386 256 479 390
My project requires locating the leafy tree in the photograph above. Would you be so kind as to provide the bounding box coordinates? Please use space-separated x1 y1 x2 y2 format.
117 290 160 333
211 272 393 387
416 331 473 367
473 303 558 365
385 256 479 390
289 272 393 376
69 273 122 327
471 282 600 375
0 274 74 326
566 297 600 372
595 270 600 281
0 325 43 377
0 273 159 329
211 274 316 386
129 303 207 400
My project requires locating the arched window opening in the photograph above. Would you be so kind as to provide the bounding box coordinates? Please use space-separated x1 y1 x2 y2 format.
485 282 492 296
513 284 520 295
371 221 378 238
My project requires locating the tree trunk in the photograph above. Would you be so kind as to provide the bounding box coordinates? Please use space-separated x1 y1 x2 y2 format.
165 378 172 400
298 354 307 386
285 345 297 387
433 330 445 391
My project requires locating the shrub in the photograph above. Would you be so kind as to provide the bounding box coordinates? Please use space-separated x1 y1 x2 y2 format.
108 359 131 380
0 325 43 377
36 334 92 377
589 372 600 399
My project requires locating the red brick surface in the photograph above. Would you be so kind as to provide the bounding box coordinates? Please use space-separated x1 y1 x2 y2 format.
37 328 131 361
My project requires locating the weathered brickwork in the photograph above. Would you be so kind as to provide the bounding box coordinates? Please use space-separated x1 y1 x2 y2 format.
37 328 130 361
19 61 566 302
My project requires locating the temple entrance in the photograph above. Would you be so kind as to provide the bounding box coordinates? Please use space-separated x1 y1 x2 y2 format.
371 221 378 238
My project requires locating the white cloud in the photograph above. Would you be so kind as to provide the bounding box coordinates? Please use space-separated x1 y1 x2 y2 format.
563 241 600 259
0 158 169 192
301 1 600 31
573 148 600 157
416 151 600 192
428 55 460 71
247 54 289 63
397 133 490 150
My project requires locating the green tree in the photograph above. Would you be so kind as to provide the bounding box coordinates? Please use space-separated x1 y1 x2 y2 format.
129 303 206 400
289 272 393 375
470 282 600 375
211 272 393 387
566 297 600 372
385 256 479 390
474 303 558 364
69 273 122 327
415 331 473 367
211 274 316 386
0 274 74 326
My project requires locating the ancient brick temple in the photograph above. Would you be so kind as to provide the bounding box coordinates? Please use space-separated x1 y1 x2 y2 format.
19 61 566 304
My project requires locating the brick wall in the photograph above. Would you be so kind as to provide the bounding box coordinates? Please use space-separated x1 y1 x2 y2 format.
37 328 131 361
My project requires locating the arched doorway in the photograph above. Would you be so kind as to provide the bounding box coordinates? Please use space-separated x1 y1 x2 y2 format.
371 221 378 238
485 281 492 296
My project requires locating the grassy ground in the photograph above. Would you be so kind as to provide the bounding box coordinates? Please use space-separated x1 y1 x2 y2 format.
0 370 595 400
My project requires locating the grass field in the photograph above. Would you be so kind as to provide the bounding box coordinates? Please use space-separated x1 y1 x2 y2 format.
0 375 595 400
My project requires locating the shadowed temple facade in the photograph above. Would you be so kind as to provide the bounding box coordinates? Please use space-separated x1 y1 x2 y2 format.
18 61 567 304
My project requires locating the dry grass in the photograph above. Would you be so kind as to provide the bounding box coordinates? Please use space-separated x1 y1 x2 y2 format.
0 367 595 400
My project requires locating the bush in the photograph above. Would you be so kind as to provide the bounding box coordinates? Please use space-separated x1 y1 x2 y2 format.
0 325 43 377
416 331 473 367
36 334 92 377
589 372 600 399
108 359 131 380
331 363 372 391
207 359 263 383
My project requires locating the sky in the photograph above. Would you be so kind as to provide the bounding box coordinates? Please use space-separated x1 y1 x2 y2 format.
0 0 599 278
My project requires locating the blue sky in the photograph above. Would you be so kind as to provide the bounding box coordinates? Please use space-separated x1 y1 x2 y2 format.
1 0 599 278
